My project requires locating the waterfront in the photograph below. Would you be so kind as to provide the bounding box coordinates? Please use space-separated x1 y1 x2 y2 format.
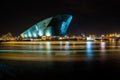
0 41 120 80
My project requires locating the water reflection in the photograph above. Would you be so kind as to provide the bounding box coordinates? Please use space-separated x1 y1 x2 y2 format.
114 40 120 49
0 41 120 61
59 41 63 50
46 42 51 50
109 40 120 49
100 42 106 53
39 44 43 49
86 41 93 60
100 42 106 60
64 41 70 50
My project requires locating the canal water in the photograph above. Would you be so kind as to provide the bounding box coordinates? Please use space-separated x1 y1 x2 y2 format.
0 41 120 80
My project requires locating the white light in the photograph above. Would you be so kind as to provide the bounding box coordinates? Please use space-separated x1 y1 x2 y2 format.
46 32 51 36
28 32 32 37
24 34 28 38
87 37 94 40
59 37 62 40
33 32 37 37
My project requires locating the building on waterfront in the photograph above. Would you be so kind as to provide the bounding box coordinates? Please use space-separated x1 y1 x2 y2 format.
20 14 72 38
0 33 16 41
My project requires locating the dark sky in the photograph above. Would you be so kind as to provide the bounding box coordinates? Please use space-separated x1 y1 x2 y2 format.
0 0 120 36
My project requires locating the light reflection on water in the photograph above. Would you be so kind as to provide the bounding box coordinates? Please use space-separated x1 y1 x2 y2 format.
0 41 120 80
100 42 106 53
86 41 93 60
100 42 106 60
0 41 120 61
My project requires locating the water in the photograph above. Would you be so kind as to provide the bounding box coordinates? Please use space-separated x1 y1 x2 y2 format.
0 41 120 80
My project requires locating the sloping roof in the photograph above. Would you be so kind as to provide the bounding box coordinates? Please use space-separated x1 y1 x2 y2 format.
20 15 72 38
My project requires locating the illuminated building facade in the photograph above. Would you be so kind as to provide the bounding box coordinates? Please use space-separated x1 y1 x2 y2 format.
20 15 72 38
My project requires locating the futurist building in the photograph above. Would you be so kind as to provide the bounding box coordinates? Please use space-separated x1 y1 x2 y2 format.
20 14 72 38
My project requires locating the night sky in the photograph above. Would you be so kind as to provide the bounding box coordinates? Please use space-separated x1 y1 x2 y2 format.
0 0 120 36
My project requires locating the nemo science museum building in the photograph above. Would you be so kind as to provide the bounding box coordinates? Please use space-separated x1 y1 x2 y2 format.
20 15 72 39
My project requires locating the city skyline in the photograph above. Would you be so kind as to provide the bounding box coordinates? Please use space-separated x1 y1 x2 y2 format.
0 0 120 36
